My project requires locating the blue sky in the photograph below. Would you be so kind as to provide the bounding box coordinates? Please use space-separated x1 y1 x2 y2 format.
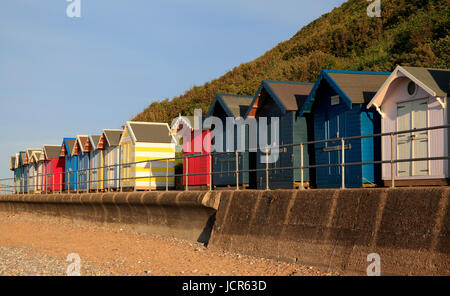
0 0 346 178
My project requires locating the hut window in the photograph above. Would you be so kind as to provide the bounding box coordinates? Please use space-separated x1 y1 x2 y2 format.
407 81 418 97
331 95 340 106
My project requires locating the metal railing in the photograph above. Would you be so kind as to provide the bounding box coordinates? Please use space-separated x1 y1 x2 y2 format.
2 124 450 194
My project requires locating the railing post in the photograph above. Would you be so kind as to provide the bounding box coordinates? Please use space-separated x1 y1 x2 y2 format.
97 167 100 193
341 138 345 189
265 148 269 190
235 151 239 191
300 143 304 190
68 171 71 193
391 133 395 188
185 156 189 192
148 161 152 191
209 153 213 191
166 159 169 191
120 164 123 193
134 163 137 192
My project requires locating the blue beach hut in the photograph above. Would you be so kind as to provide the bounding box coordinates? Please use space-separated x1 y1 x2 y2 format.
74 135 91 191
205 94 253 188
60 138 78 191
300 69 390 188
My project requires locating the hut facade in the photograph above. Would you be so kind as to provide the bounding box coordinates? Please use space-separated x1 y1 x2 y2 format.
367 66 450 186
205 94 253 188
99 129 123 190
171 115 211 187
25 149 41 193
42 145 65 192
29 150 43 192
120 121 176 190
60 138 78 191
245 80 314 189
15 152 26 193
73 135 90 191
301 69 390 188
88 135 103 191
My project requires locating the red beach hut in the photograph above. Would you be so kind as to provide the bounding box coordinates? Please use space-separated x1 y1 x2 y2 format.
171 115 211 187
42 145 65 192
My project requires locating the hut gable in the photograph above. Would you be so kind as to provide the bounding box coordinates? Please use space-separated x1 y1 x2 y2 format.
368 66 450 112
206 94 253 118
122 121 174 145
42 145 61 160
89 135 101 150
246 80 313 118
59 138 76 157
74 135 89 156
25 149 41 165
10 156 16 171
101 129 123 147
30 151 42 163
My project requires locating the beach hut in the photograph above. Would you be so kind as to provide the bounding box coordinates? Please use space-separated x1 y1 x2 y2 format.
171 115 212 188
42 145 65 192
367 66 450 186
245 80 314 189
73 135 90 191
60 138 78 191
120 121 176 190
205 94 253 188
29 150 43 193
301 69 390 188
88 135 103 191
15 152 26 193
98 129 123 190
25 148 41 193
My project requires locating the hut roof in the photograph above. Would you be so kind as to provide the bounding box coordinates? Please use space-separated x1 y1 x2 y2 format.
245 80 313 117
125 121 174 144
102 129 123 147
206 94 253 118
171 115 206 133
60 138 76 157
367 66 450 110
300 69 391 115
43 145 61 160
400 66 450 97
31 151 42 163
89 135 102 150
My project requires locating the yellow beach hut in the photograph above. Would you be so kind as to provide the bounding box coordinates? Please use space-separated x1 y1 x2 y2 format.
120 121 176 190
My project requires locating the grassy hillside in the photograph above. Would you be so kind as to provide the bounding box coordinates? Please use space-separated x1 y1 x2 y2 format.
133 0 449 123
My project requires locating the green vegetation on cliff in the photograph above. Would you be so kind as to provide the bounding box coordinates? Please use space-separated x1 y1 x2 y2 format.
133 0 449 123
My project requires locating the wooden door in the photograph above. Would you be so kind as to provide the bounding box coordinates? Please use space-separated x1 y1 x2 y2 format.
412 99 429 176
396 99 428 177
